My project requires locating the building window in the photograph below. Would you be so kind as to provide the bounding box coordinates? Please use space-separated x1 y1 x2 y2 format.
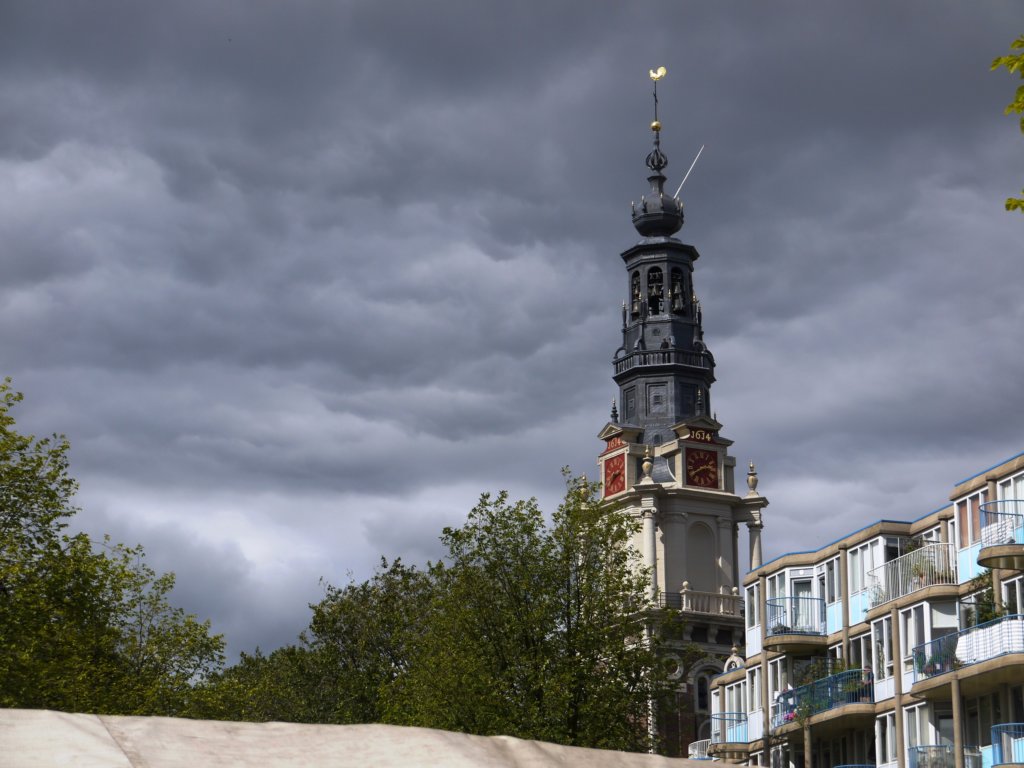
956 489 989 548
1005 575 1023 615
647 267 664 314
748 667 762 712
849 633 873 676
769 657 788 702
670 268 685 313
873 615 894 680
906 703 930 748
696 674 709 712
725 680 746 714
900 605 925 673
877 711 897 763
849 539 882 593
998 471 1024 503
746 584 760 628
817 557 839 604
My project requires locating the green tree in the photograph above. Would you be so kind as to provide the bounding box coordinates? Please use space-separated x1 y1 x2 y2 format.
188 645 314 722
386 474 673 752
992 34 1024 212
192 558 434 724
0 378 224 715
304 559 434 724
200 475 687 753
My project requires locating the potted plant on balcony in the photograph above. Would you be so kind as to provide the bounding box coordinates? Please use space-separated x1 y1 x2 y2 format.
911 562 926 590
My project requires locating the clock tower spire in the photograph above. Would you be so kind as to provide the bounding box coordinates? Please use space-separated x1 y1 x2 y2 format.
596 68 768 757
613 67 715 447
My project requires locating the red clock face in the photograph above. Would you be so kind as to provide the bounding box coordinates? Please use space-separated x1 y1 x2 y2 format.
686 448 718 488
603 453 626 497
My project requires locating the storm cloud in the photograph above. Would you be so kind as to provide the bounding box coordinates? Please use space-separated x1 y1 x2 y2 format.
2 1 1021 657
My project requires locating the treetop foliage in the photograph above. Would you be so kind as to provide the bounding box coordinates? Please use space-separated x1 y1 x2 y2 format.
991 34 1024 212
0 378 225 715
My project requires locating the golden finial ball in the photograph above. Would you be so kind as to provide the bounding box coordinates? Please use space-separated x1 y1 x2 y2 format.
650 120 662 132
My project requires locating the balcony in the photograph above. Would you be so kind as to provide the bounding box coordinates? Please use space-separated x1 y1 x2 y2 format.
658 586 743 617
710 712 748 744
613 348 709 376
907 745 982 768
770 669 873 730
867 543 957 609
979 500 1024 570
687 738 711 760
913 615 1024 684
764 596 827 652
992 723 1024 766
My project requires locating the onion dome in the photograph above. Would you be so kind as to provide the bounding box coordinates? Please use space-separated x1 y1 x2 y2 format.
631 68 684 237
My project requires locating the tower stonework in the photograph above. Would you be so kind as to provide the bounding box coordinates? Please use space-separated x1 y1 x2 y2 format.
596 70 768 757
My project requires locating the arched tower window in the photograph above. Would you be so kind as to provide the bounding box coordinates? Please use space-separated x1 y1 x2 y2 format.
671 268 685 314
647 267 664 314
696 674 709 712
630 272 641 318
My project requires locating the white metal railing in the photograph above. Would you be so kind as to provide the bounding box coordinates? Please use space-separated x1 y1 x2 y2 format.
766 596 826 636
980 500 1024 548
711 712 748 744
688 738 712 760
868 543 956 608
907 745 981 768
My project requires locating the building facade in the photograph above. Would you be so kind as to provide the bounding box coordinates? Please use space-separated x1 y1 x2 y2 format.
705 451 1024 768
597 73 768 755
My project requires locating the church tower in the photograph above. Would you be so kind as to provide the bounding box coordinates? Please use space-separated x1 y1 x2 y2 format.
596 69 769 755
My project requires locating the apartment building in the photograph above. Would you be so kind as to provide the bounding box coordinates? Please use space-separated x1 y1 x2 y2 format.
701 451 1024 768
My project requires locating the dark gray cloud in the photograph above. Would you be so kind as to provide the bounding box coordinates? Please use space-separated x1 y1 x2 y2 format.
2 1 1021 657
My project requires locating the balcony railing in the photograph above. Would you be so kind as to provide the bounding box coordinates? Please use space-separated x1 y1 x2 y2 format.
980 500 1024 548
688 738 712 760
766 596 825 636
992 723 1024 766
908 745 982 768
613 348 709 375
659 587 743 616
711 712 748 744
867 543 957 608
770 669 873 729
912 615 1024 683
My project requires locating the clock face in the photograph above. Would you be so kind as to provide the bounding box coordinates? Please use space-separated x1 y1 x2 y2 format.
685 448 718 488
603 453 626 497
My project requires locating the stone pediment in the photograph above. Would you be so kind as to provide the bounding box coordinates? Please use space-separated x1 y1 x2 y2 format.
671 416 732 446
597 422 643 443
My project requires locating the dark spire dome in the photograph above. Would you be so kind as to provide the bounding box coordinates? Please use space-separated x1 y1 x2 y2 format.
632 67 683 238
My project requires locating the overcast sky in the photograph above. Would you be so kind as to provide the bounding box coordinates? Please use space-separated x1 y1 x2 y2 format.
3 2 1021 659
